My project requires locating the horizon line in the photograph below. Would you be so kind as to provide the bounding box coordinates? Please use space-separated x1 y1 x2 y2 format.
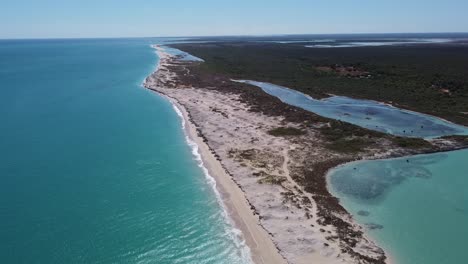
1 31 468 41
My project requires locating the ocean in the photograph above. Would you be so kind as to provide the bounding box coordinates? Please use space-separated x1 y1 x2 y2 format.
0 39 250 263
2 35 468 264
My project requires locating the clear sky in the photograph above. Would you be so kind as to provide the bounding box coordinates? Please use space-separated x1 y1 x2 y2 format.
1 0 467 39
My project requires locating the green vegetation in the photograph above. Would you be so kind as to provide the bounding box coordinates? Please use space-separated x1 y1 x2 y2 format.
253 170 286 185
441 135 468 143
326 138 371 153
392 137 432 148
438 135 468 151
317 121 381 153
319 121 382 140
267 127 306 137
173 42 468 126
257 174 286 185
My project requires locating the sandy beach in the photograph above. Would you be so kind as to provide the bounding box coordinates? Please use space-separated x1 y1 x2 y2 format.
144 45 383 263
143 45 468 264
145 46 287 263
170 96 287 264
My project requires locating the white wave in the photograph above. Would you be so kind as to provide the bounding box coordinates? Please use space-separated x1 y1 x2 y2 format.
170 102 254 264
142 43 252 262
140 44 162 88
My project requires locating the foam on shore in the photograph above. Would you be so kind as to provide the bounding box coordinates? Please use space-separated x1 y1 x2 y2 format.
144 45 254 263
171 100 253 263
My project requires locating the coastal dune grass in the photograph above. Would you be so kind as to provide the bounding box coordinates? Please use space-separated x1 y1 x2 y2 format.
257 174 286 185
326 138 371 153
268 126 306 137
392 137 432 148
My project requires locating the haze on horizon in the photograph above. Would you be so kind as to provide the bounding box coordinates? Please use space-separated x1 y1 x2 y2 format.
1 0 468 39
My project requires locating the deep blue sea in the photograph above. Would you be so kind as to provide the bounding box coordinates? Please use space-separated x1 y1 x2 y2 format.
0 39 250 263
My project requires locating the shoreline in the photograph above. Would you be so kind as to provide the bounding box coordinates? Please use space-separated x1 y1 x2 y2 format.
145 46 287 264
169 98 253 262
143 44 468 264
157 90 287 264
144 45 384 263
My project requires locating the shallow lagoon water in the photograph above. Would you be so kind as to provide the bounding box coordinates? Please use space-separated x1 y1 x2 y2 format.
236 79 468 263
328 150 468 264
304 38 452 48
236 80 468 138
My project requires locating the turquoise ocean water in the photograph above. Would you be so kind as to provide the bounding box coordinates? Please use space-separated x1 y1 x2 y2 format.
0 39 250 263
3 36 467 264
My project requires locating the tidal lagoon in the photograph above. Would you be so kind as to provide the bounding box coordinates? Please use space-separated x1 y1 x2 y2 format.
236 80 468 138
236 81 468 263
328 150 468 264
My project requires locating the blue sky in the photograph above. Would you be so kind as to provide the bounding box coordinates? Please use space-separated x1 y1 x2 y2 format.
1 0 467 38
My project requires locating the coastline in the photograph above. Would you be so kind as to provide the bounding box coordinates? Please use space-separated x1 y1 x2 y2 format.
144 45 385 263
145 46 287 264
166 93 287 264
143 44 468 264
